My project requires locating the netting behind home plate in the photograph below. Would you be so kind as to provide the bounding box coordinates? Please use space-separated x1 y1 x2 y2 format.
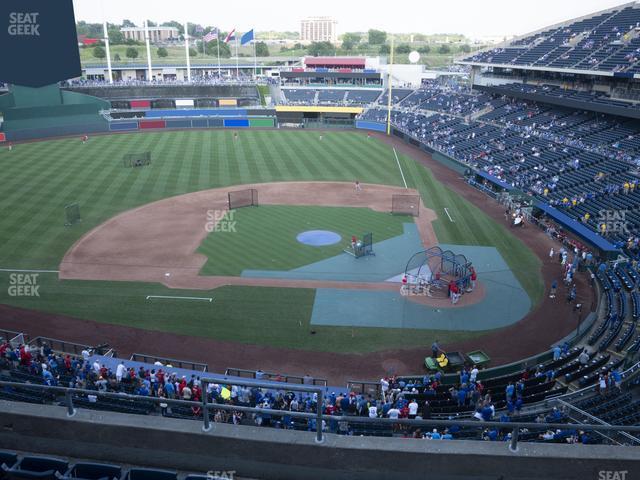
391 194 420 216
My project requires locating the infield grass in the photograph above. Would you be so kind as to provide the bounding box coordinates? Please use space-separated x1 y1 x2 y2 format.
197 205 407 276
0 129 542 351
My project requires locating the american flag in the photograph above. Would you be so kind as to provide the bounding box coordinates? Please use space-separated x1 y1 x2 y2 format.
203 29 218 43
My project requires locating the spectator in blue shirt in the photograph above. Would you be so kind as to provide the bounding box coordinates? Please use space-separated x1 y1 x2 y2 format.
505 382 515 400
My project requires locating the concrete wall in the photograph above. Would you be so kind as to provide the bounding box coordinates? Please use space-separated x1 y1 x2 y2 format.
0 401 638 480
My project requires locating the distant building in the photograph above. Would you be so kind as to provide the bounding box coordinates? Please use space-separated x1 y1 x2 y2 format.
121 26 179 43
300 17 337 44
78 35 99 46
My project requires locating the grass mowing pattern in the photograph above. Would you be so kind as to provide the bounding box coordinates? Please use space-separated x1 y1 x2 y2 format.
0 274 484 353
396 151 544 306
197 205 407 276
0 130 541 351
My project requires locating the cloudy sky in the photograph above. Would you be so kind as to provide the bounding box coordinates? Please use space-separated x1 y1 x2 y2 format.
73 0 627 39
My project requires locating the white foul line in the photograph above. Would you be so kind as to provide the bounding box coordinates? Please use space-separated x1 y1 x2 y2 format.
392 147 408 189
146 295 213 302
0 268 59 273
444 208 455 222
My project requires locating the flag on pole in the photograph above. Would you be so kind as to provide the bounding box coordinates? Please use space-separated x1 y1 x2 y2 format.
203 29 218 43
240 29 254 45
224 29 236 43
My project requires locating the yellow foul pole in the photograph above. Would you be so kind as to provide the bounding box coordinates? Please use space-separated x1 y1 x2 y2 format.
386 35 394 136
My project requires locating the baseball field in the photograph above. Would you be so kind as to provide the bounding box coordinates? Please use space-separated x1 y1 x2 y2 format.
0 129 543 354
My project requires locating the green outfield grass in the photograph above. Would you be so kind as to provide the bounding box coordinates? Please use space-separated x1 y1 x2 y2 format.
0 274 484 353
198 205 407 276
0 129 543 351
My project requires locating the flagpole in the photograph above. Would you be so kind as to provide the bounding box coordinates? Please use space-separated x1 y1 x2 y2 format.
253 32 257 78
184 22 191 82
235 35 239 78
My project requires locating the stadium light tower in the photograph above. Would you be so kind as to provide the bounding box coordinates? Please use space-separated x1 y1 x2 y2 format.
100 0 113 84
184 21 192 82
102 21 113 84
386 35 394 136
144 20 153 81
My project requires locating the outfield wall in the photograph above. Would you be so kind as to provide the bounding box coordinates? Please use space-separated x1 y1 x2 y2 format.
107 116 275 132
0 112 278 141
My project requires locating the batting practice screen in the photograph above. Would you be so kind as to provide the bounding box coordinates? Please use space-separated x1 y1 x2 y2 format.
228 189 259 209
392 194 420 216
64 203 81 226
123 151 152 168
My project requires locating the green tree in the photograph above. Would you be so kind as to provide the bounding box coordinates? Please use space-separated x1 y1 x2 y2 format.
76 21 102 38
341 32 361 51
189 47 198 57
121 19 136 28
368 29 387 45
438 44 451 54
92 45 106 59
161 21 185 35
308 41 335 56
459 44 471 53
157 47 168 57
125 47 139 59
205 40 231 57
379 44 390 54
107 27 124 44
255 41 270 57
396 44 411 54
418 45 431 54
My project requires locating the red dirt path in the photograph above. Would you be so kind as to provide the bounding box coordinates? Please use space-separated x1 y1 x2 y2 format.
0 131 594 385
59 182 439 291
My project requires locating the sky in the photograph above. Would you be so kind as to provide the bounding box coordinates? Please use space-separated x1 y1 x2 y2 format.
73 0 629 40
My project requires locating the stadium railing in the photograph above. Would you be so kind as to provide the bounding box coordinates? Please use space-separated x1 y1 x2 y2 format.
553 398 640 446
1 380 639 450
28 336 91 356
131 353 208 372
0 330 28 347
224 367 328 387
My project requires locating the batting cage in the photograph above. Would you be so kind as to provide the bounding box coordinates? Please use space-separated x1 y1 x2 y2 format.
64 203 81 226
344 232 375 258
402 246 473 298
123 151 152 168
392 194 420 216
228 189 259 210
